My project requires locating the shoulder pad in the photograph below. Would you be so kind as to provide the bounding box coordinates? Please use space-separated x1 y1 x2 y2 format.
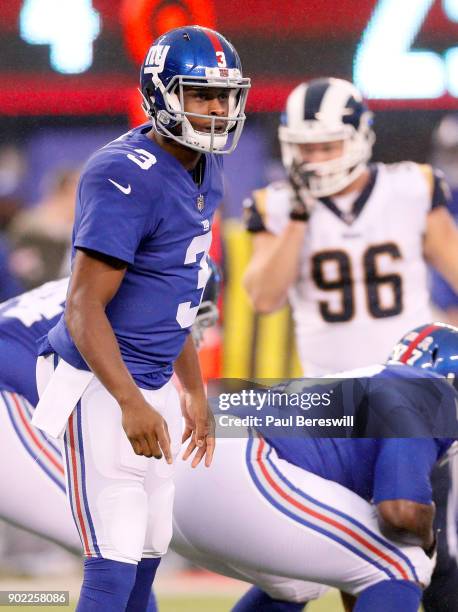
417 164 452 210
243 189 268 233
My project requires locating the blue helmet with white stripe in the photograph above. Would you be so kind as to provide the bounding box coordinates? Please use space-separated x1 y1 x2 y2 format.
140 25 250 154
278 78 375 198
389 322 458 390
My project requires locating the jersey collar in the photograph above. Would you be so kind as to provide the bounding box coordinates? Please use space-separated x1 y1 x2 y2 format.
318 164 378 225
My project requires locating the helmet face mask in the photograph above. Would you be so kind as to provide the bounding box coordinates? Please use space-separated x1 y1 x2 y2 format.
140 26 250 154
191 301 219 347
191 257 221 348
278 78 375 198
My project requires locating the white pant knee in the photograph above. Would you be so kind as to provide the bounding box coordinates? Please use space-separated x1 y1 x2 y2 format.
96 482 148 564
143 479 175 557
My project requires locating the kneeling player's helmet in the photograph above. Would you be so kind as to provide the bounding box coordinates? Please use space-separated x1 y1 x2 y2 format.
140 25 250 154
192 257 222 347
278 78 375 198
389 322 458 390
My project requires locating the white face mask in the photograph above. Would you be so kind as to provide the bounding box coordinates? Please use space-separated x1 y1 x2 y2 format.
142 74 251 155
191 301 219 348
279 123 375 198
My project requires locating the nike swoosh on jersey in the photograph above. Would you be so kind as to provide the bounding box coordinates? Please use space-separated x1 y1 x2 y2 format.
108 178 132 195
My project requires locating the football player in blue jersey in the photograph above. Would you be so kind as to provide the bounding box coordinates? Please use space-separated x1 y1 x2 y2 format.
170 323 458 612
0 265 221 612
27 25 250 612
0 263 220 537
0 280 70 545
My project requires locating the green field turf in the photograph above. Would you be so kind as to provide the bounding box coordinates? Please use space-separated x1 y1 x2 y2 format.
158 591 343 612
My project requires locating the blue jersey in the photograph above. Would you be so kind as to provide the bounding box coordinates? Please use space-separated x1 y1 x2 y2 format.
261 364 457 505
45 124 224 389
0 279 68 405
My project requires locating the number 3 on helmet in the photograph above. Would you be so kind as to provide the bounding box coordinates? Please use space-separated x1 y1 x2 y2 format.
140 25 251 154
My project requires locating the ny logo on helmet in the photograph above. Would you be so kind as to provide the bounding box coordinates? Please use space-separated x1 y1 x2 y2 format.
144 45 170 76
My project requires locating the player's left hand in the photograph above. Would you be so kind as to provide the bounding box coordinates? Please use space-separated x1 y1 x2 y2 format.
180 389 216 468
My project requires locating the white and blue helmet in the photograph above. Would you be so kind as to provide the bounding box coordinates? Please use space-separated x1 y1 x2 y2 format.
279 78 375 198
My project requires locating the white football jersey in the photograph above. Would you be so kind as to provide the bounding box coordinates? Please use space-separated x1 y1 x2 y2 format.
246 162 450 375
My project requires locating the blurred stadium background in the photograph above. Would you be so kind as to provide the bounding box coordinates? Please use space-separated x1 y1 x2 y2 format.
0 0 457 609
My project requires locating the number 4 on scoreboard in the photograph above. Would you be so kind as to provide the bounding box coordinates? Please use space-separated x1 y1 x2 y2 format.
19 0 100 74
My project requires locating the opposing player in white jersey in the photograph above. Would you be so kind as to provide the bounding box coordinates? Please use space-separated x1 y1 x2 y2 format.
243 78 458 376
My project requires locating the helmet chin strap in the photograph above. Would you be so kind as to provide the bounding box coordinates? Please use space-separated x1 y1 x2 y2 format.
152 116 229 153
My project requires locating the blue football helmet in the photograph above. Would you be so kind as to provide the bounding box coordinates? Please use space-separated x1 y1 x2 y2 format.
192 257 222 347
140 25 250 154
278 78 375 198
389 322 458 389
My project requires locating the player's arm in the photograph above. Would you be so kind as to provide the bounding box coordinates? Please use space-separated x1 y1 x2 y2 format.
373 438 438 553
65 249 172 462
423 167 458 292
174 334 215 467
243 193 307 313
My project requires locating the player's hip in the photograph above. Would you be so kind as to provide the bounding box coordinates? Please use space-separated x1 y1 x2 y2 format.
173 433 432 592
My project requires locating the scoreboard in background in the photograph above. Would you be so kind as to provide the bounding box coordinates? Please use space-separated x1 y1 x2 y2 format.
2 0 458 115
354 0 458 101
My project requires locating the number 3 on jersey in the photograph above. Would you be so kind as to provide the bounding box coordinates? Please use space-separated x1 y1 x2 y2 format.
176 233 212 328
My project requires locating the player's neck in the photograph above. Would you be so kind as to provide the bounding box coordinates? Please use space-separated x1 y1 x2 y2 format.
333 167 370 198
147 131 202 170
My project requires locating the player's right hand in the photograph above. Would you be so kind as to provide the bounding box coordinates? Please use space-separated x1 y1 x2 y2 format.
288 160 315 221
121 397 172 463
